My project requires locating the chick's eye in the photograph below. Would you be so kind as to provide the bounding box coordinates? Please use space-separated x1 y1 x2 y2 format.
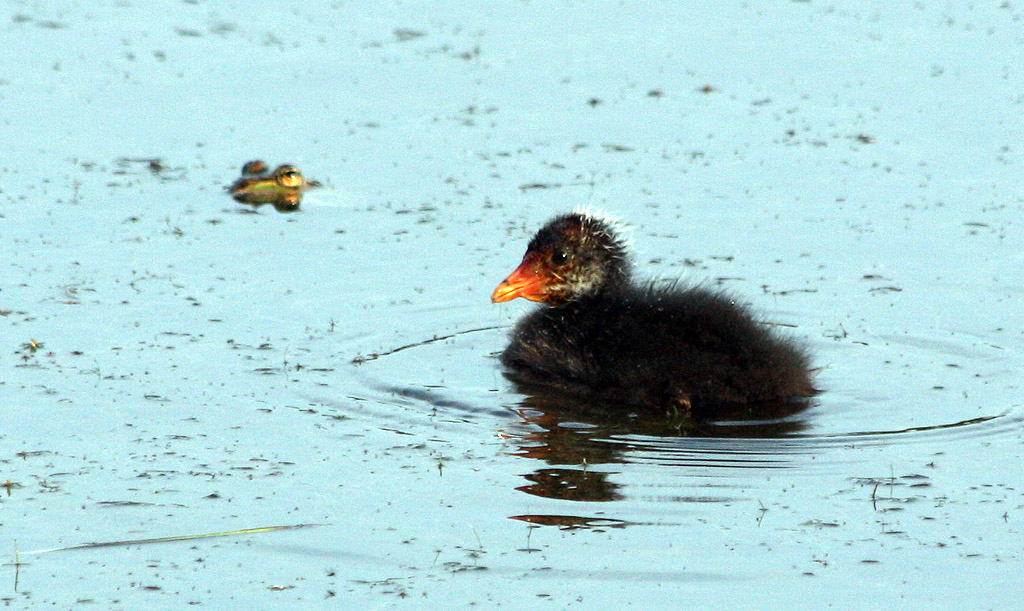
551 250 569 265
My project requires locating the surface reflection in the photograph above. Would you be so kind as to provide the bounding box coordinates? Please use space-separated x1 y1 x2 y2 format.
503 383 813 503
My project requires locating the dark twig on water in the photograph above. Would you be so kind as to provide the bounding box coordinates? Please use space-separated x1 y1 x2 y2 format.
351 326 502 364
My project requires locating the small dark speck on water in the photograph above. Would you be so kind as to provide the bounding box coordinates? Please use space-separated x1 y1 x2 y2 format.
393 28 426 42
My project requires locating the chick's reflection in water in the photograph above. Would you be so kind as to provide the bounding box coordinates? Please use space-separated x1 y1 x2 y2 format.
503 388 811 503
507 401 629 503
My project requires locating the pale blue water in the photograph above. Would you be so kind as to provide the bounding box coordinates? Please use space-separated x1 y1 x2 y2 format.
2 2 1023 608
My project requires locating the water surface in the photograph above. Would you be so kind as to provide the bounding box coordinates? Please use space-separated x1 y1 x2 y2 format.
2 1 1023 608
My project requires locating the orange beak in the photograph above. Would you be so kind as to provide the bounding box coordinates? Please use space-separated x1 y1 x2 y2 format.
492 255 549 303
